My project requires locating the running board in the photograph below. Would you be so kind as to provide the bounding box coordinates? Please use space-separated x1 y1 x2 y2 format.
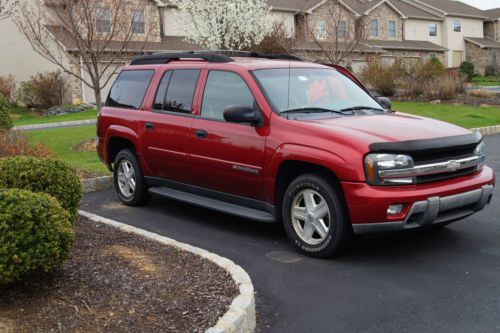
149 187 276 223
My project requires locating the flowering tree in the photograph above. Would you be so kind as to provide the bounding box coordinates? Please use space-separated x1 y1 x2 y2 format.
0 0 17 20
173 0 274 50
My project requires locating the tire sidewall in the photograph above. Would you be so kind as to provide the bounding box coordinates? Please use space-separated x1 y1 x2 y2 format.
282 175 346 257
113 149 147 206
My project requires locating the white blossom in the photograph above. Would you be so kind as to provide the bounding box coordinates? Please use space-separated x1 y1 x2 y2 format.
172 0 274 50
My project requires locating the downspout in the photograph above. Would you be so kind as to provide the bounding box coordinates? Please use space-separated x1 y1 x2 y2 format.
158 5 165 38
80 54 86 104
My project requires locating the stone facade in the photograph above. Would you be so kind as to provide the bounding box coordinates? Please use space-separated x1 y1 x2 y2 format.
484 21 497 41
364 3 403 41
304 2 357 42
465 41 500 75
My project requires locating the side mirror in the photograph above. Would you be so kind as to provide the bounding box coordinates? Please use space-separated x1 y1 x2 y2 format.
223 105 263 126
377 97 392 110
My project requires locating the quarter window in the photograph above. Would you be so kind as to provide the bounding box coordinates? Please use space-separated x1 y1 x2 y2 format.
96 7 111 33
131 10 145 34
106 70 154 110
429 23 438 36
370 20 378 37
201 71 255 121
158 70 200 113
454 20 461 32
388 20 396 38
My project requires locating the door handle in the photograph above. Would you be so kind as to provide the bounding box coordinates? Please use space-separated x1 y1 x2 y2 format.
195 129 208 139
145 122 155 130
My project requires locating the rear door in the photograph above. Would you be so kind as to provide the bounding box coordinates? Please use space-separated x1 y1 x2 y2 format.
140 69 201 182
189 70 268 200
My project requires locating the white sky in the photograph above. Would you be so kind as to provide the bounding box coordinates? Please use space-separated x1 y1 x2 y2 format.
459 0 500 10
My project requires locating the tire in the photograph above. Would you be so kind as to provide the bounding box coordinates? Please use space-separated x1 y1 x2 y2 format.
282 174 352 258
113 149 151 206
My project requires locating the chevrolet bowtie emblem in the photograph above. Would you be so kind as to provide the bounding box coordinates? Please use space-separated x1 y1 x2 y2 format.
446 160 460 172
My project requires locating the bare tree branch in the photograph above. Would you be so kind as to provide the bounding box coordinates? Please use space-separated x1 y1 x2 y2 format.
14 0 153 110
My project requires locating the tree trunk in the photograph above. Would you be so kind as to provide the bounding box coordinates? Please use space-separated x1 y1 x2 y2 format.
94 88 103 111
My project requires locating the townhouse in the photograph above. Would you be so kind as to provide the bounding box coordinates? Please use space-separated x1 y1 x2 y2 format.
0 0 499 105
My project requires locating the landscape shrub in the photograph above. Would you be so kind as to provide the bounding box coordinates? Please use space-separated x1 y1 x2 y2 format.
0 189 74 285
472 75 497 83
30 71 68 109
15 81 37 108
0 75 15 101
459 61 475 81
0 131 52 159
0 156 81 222
0 94 13 131
423 72 464 100
361 61 404 96
484 65 497 77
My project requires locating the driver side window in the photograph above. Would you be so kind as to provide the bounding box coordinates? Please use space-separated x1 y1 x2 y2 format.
201 71 255 121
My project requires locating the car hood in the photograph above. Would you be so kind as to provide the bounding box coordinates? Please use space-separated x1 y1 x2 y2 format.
303 112 471 147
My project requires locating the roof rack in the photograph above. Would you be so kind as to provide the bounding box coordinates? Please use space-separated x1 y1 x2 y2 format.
130 50 303 65
130 52 233 65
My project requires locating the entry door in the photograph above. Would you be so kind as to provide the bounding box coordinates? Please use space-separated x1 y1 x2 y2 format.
452 51 463 68
189 70 267 201
141 69 200 182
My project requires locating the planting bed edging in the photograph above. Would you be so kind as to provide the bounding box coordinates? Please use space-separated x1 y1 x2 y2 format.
472 125 500 136
82 176 113 193
79 210 256 333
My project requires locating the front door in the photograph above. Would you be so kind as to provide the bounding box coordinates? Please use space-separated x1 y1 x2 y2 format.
189 70 268 201
141 69 200 182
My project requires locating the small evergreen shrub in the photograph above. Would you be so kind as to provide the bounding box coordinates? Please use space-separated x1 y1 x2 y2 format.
0 157 81 222
0 94 13 131
0 189 74 285
459 61 475 81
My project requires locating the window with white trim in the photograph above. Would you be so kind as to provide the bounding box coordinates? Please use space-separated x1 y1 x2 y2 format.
370 19 378 37
316 20 327 40
388 20 396 38
429 23 438 37
338 20 347 39
454 19 461 32
131 10 145 34
96 7 111 33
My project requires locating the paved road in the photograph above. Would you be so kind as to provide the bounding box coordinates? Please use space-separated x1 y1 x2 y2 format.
82 135 500 333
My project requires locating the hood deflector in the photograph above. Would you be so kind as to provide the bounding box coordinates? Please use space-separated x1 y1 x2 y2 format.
369 132 482 155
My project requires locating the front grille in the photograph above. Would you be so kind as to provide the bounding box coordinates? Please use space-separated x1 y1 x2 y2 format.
416 166 478 184
412 147 476 165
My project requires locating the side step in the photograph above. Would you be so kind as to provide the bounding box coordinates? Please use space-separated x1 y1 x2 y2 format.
149 187 276 223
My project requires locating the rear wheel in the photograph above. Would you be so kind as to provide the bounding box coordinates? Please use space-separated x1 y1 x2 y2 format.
113 149 151 206
282 174 352 258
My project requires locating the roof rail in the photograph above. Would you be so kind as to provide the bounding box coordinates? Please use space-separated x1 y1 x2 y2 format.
130 50 303 65
130 52 233 65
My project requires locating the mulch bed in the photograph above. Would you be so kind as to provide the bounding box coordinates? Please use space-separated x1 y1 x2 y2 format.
0 217 238 333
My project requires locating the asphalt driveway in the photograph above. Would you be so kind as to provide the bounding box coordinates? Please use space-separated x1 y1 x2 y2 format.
81 135 500 333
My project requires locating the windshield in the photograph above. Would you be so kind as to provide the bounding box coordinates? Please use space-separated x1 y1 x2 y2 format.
253 68 381 113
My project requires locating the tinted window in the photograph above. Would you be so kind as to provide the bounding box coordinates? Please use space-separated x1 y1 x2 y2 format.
106 70 154 110
201 71 255 121
153 71 172 110
164 70 200 113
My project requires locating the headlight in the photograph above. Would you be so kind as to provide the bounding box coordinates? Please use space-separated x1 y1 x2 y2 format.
474 141 486 157
365 153 415 185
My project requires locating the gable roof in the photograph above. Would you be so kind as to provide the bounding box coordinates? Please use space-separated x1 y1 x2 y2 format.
483 8 500 21
390 0 442 20
405 0 487 19
365 39 448 51
464 37 500 49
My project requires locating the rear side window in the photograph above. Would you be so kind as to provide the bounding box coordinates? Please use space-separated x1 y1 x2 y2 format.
201 71 254 121
154 69 200 114
106 70 154 110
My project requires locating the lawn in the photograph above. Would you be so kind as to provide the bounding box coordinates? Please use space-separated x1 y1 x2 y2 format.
392 101 500 129
472 82 500 87
26 125 110 177
11 105 98 126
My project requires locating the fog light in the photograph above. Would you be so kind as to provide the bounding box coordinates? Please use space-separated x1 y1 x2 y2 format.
387 204 404 215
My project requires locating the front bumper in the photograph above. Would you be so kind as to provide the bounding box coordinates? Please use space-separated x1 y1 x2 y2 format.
342 166 495 234
352 185 494 234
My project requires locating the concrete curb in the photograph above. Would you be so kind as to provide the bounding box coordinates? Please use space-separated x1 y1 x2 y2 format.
82 176 114 193
471 125 500 137
78 210 256 333
13 119 97 131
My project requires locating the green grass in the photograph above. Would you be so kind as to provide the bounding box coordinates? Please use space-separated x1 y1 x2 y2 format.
392 101 500 128
471 82 500 87
26 125 110 176
11 105 98 126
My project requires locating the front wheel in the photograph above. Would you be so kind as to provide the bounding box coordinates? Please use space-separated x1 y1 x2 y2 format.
113 149 151 206
282 174 352 258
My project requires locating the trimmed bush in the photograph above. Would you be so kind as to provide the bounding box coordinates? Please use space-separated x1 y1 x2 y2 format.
0 94 13 131
0 157 81 222
459 61 475 81
0 189 74 285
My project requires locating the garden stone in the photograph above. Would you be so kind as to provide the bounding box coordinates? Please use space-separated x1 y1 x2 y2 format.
430 99 441 104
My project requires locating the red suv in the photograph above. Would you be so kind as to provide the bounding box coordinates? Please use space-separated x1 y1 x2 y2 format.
97 52 495 257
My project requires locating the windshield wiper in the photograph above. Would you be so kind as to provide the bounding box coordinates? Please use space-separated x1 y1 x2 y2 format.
281 107 347 115
341 106 385 112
